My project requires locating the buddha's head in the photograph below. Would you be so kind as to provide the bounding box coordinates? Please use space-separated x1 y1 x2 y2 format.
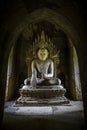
37 48 49 61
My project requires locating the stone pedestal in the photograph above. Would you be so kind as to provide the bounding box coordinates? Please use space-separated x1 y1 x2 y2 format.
15 85 69 106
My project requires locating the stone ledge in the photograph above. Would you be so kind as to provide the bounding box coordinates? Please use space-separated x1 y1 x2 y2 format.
15 96 70 106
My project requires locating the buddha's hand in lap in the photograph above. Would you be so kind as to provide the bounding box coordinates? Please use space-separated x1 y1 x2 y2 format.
37 78 44 84
43 73 53 79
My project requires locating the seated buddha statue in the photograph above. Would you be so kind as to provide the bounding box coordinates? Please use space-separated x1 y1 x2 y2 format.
15 31 69 106
23 47 63 89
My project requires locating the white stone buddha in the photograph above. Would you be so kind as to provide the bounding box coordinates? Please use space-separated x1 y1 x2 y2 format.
15 31 69 106
23 47 63 89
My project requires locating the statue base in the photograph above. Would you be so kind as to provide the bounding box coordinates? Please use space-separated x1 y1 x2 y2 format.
15 85 70 106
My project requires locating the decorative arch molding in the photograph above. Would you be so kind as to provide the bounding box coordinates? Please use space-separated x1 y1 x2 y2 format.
5 8 80 56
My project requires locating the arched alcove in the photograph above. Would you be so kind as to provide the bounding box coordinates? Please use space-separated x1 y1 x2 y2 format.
5 18 82 100
0 0 86 127
0 5 85 129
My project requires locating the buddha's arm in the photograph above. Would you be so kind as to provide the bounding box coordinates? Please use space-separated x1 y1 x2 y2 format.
44 61 54 78
30 61 37 87
31 61 44 84
31 61 37 78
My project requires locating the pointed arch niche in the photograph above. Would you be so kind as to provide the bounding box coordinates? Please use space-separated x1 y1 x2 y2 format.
5 20 82 101
6 8 82 100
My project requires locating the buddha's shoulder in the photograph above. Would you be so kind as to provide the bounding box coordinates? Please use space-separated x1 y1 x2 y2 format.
47 58 53 62
32 59 40 63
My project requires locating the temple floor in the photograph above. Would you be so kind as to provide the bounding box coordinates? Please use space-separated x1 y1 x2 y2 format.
2 101 85 130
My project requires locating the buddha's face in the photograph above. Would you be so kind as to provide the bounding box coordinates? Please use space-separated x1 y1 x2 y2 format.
37 48 49 61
